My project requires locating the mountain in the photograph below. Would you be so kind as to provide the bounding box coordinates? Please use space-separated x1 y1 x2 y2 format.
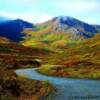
0 19 34 42
36 16 98 39
22 16 100 48
0 16 99 44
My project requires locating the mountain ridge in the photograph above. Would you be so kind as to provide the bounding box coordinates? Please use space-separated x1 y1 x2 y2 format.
36 16 98 38
0 18 34 42
0 16 100 43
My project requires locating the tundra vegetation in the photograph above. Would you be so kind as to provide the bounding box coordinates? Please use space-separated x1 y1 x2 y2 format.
0 25 100 99
37 34 100 79
0 42 54 100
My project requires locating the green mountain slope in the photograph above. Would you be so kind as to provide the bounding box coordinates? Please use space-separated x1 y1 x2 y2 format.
37 34 100 79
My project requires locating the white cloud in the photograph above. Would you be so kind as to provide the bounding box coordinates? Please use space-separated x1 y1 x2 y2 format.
0 11 53 23
0 0 100 24
55 0 99 14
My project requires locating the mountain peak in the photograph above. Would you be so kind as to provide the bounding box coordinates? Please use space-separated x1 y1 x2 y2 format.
15 18 23 22
38 16 98 39
55 16 73 19
53 16 76 22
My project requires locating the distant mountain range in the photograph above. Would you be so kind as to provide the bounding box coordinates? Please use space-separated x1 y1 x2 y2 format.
0 16 100 42
0 18 34 42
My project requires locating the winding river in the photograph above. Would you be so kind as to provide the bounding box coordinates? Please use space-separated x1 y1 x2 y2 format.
15 68 100 100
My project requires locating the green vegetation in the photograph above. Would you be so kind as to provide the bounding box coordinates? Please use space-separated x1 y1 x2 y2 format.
23 28 100 79
0 26 100 99
37 34 100 79
23 26 84 51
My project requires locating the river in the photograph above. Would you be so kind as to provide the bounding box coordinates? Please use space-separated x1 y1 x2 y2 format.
15 68 100 100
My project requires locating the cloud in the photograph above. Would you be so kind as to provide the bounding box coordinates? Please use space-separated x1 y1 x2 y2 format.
0 11 53 23
54 0 99 14
0 0 100 24
6 0 34 3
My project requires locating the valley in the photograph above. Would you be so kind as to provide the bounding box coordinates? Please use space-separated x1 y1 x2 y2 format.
0 16 100 100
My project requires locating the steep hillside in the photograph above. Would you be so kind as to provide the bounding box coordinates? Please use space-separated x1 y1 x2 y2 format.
36 16 98 38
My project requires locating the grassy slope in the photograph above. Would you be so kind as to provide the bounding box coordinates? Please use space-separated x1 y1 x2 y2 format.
37 34 100 79
23 26 84 52
23 27 100 79
0 42 54 100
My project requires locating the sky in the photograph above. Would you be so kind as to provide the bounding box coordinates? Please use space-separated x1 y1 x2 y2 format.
0 0 100 24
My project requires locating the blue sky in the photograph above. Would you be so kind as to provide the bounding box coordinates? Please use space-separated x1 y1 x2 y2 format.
0 0 100 24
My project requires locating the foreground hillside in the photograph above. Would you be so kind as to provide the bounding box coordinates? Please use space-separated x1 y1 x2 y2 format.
0 43 54 100
38 34 100 79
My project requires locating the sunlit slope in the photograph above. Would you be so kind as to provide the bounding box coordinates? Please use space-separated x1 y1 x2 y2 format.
22 16 100 49
37 34 100 79
23 25 84 49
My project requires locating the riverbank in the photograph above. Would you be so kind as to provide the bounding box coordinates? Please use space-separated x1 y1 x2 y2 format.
0 42 55 100
15 68 100 100
37 64 100 80
0 61 54 100
37 35 100 79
